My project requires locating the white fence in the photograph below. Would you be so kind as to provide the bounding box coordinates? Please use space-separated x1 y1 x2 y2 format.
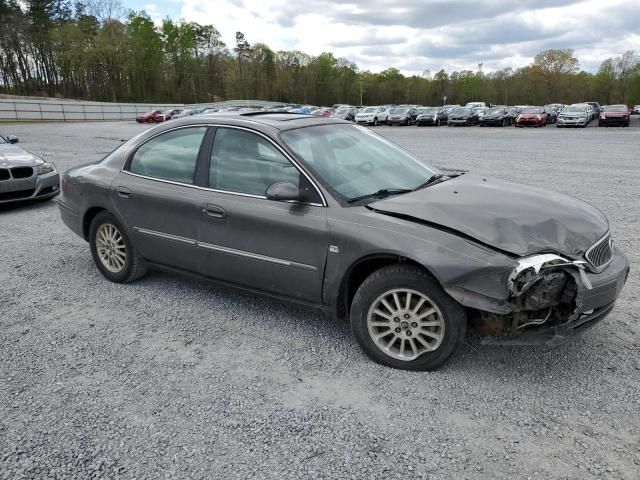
0 98 283 122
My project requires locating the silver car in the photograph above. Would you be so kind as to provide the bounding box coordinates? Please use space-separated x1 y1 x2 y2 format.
0 133 60 204
556 106 589 128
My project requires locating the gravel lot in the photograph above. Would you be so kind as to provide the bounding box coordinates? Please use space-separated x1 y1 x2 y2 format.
1 119 639 479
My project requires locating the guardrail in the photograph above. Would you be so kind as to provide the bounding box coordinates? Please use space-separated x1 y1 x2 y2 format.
0 99 283 122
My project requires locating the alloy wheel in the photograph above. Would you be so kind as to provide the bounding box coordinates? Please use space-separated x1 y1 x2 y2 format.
96 223 127 273
367 288 445 361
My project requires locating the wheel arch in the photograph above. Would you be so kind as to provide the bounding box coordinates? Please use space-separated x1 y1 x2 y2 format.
82 206 108 241
335 253 440 319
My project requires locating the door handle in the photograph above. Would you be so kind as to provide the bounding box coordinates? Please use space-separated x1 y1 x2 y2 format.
116 186 132 198
201 204 226 219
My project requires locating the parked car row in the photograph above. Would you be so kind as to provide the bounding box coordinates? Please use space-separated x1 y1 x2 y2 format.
134 101 634 129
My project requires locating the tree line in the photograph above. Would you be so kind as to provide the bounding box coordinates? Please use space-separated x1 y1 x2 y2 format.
2 0 640 106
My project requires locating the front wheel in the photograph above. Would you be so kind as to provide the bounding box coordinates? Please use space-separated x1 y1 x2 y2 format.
350 265 466 371
373 117 379 126
89 211 147 283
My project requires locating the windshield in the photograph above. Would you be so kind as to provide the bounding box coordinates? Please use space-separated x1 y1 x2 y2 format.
392 108 409 114
335 108 349 115
521 108 542 114
281 124 439 202
486 108 503 114
562 106 585 113
604 105 627 112
360 107 375 113
418 108 437 114
0 136 6 144
452 108 472 115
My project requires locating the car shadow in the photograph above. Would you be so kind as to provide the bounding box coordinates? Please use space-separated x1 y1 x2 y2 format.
0 198 58 213
132 268 604 380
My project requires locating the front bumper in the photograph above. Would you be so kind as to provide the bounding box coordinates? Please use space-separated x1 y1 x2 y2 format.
0 171 60 204
515 118 544 127
387 118 408 124
482 248 629 345
416 117 438 125
448 119 471 125
557 117 587 126
479 118 505 126
599 117 629 126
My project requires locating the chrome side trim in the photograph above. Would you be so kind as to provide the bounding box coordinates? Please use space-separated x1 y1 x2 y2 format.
134 227 196 245
134 227 318 272
197 241 318 271
121 123 327 207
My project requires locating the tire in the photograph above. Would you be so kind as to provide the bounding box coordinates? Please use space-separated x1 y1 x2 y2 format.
373 117 379 126
436 119 440 126
89 211 147 284
350 265 466 371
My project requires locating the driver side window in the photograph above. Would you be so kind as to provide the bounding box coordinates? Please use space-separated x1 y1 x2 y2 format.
209 128 300 197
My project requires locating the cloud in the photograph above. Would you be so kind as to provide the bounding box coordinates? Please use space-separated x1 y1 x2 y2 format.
170 0 640 74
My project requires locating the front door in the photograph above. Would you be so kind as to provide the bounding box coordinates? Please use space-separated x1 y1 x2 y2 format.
196 127 328 303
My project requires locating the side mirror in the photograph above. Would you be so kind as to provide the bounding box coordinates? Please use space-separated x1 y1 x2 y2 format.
7 135 18 144
266 182 301 201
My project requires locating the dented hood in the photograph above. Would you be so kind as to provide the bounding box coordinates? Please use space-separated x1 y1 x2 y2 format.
369 174 609 258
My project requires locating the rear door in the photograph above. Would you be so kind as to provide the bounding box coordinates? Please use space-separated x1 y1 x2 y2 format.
111 126 212 272
195 126 328 303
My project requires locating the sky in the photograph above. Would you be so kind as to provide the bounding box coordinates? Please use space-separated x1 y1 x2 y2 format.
125 0 640 75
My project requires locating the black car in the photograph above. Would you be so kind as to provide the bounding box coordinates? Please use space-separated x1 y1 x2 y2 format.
586 102 601 117
479 107 512 127
543 105 559 124
415 107 444 126
447 107 480 126
58 113 629 371
331 107 357 122
437 105 460 124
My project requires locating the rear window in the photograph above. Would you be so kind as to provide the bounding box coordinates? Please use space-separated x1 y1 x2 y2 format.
129 127 206 184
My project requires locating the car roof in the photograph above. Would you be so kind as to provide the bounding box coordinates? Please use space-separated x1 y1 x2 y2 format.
162 111 351 132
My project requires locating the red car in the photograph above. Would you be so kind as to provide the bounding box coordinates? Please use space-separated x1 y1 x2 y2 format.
135 110 163 123
598 105 630 127
312 107 335 117
514 107 547 127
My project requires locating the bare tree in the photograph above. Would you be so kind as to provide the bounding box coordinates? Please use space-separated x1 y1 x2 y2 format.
614 50 640 103
86 0 125 22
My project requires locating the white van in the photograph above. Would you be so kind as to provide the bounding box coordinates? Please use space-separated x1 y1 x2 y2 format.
465 102 487 108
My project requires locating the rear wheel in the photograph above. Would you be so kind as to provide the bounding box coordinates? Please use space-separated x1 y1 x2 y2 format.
350 265 466 371
89 211 147 283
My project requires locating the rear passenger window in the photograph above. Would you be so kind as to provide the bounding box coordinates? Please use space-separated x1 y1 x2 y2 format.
129 127 206 184
209 128 299 196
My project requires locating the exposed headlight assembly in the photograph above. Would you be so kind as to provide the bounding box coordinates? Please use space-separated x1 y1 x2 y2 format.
508 254 592 297
37 162 56 175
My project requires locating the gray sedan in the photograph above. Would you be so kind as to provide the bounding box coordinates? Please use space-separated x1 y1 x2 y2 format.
57 113 629 370
0 133 60 204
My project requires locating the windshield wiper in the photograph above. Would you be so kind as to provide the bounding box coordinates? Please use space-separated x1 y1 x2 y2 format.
413 173 446 190
347 188 413 204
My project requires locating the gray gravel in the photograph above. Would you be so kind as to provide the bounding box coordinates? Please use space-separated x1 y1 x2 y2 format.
1 119 639 479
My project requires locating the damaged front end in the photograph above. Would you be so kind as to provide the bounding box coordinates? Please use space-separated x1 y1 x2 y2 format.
463 253 625 346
